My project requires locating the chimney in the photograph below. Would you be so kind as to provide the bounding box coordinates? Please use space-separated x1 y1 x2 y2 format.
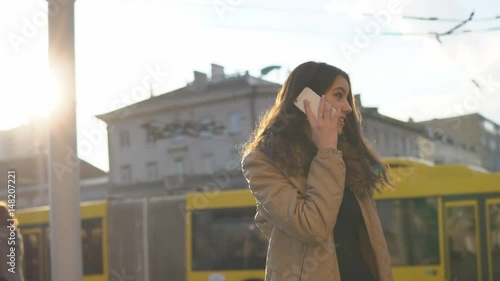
211 64 225 82
193 71 208 92
354 94 362 109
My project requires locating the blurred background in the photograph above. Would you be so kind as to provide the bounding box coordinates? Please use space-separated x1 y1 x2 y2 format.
1 0 499 281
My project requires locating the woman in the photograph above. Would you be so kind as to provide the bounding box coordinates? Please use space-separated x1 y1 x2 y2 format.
241 61 393 281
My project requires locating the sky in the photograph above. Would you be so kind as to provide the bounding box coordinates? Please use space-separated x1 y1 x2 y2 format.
1 0 499 172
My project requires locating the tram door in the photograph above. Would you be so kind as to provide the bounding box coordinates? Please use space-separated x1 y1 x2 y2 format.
20 225 51 281
486 199 500 281
21 228 43 281
444 201 481 281
43 227 51 281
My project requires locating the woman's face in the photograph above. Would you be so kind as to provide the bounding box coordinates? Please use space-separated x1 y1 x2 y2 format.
322 75 353 135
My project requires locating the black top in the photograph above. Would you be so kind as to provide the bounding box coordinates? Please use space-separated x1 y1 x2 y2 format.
333 188 375 281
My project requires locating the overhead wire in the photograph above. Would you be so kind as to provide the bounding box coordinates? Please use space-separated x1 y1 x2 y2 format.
156 1 500 38
402 15 500 22
161 1 500 23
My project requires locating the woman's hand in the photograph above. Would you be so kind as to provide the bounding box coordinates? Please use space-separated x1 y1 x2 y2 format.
304 95 340 150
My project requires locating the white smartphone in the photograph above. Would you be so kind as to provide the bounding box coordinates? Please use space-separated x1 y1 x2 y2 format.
294 87 335 119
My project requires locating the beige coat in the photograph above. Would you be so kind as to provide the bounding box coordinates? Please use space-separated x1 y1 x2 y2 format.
242 147 394 281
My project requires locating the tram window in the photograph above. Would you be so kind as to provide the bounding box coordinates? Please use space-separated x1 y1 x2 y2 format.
489 203 500 281
22 231 41 281
44 227 51 280
191 207 268 271
376 197 439 266
82 218 104 275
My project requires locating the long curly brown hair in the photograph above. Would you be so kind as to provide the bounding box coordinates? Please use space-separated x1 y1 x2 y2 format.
241 61 391 191
0 201 17 227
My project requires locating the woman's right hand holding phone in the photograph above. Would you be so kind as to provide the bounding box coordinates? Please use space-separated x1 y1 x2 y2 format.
304 95 340 150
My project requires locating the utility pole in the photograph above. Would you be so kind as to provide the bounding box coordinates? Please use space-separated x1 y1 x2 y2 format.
48 0 83 280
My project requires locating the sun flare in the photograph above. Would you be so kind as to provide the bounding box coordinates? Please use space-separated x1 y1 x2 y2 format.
27 72 61 117
0 71 60 131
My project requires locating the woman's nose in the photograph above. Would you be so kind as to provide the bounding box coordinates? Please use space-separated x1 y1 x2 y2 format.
343 101 352 113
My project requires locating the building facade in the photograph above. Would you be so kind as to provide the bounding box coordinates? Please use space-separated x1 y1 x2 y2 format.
358 96 480 167
420 114 500 171
98 67 487 197
361 107 425 159
97 64 281 194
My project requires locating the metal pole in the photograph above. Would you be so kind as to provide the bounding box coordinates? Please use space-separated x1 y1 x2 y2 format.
48 0 82 281
142 197 150 281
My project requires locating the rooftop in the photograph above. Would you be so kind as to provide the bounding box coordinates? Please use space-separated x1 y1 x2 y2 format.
96 65 280 124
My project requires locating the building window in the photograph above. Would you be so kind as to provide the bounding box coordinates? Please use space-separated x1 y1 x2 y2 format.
200 118 213 138
411 139 418 157
407 138 413 155
483 120 496 134
173 124 185 142
384 131 390 150
202 153 214 174
146 131 155 144
363 127 370 138
393 132 400 153
175 158 184 183
227 150 241 172
119 131 130 147
231 149 240 162
146 162 158 180
378 131 384 148
229 112 241 134
120 165 131 184
372 129 379 145
490 139 497 151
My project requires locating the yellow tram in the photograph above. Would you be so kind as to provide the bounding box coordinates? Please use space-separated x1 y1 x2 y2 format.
186 158 500 281
17 200 108 281
14 158 500 281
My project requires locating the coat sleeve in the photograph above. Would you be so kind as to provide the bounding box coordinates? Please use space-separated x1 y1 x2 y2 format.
242 148 346 245
0 234 9 281
254 204 273 240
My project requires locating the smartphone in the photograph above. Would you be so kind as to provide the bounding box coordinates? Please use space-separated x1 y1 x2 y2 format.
294 87 335 119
